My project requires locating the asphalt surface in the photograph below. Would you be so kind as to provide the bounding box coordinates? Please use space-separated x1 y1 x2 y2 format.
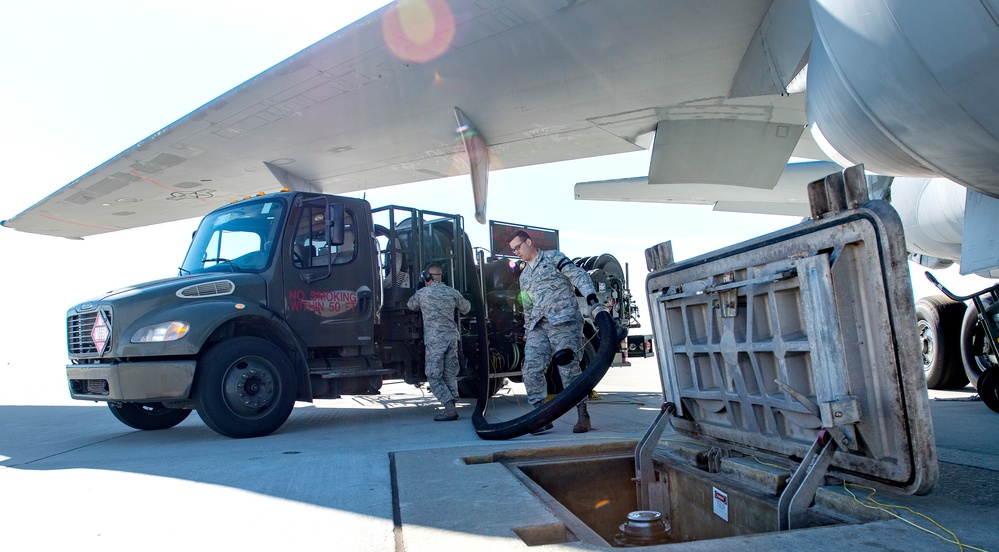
1 356 996 551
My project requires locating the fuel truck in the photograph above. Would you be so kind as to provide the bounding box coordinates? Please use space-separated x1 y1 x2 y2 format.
65 191 638 438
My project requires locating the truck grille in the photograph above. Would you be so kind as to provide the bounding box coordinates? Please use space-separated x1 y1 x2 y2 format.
67 308 112 355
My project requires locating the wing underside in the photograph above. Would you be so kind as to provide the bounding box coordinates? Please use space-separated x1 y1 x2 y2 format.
3 0 812 238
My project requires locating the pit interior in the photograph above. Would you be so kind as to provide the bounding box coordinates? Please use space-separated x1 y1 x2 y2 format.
467 442 882 548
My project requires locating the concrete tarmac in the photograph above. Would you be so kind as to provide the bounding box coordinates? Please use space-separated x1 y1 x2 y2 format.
1 357 996 551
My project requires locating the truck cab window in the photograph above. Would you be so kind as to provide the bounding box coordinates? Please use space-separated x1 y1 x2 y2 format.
292 207 356 268
180 200 284 274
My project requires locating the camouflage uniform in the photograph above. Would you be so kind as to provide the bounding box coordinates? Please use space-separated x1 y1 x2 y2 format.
407 282 471 405
518 249 597 406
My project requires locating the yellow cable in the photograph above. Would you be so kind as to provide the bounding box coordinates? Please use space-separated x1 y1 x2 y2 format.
686 454 987 551
747 455 792 472
843 482 988 552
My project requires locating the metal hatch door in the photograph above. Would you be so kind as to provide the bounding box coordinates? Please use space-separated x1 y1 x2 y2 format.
645 168 938 496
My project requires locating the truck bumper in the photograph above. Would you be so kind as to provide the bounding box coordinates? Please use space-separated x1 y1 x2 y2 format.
626 334 655 358
66 360 196 402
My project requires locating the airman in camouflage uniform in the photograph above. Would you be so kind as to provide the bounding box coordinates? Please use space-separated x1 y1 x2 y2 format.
407 264 471 421
509 230 599 434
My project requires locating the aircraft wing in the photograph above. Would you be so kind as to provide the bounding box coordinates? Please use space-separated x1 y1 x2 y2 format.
2 0 813 238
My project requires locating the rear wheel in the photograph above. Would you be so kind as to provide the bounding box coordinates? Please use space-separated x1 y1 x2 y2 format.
961 301 999 387
108 402 191 430
195 337 296 438
914 296 968 389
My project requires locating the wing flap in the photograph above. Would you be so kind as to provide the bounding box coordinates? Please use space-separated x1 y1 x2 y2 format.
574 161 842 218
651 117 804 190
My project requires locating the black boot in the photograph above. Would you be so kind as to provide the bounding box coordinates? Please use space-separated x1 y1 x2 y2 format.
572 402 591 433
434 400 459 421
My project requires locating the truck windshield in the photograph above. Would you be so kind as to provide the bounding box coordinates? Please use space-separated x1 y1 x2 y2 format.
180 200 285 274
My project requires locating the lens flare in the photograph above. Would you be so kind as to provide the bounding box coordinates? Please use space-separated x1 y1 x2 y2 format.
382 0 456 63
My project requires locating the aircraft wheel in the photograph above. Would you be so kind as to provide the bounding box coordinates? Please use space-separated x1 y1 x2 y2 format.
195 337 296 438
914 296 968 389
960 300 999 387
108 402 191 430
977 367 999 414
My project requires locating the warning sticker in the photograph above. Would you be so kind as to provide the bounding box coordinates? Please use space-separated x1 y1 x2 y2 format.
91 311 110 355
712 487 729 522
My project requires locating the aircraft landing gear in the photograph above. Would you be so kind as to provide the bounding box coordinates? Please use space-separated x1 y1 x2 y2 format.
977 367 999 414
926 271 999 415
915 295 968 389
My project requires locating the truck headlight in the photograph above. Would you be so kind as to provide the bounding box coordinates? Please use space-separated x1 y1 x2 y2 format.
131 321 190 343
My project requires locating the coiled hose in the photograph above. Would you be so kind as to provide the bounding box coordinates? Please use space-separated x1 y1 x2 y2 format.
472 309 625 440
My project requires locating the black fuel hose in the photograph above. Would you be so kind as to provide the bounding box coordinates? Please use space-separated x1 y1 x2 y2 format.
472 310 625 440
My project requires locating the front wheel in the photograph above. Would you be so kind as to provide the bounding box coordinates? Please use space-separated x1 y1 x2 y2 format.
195 337 296 438
108 402 191 430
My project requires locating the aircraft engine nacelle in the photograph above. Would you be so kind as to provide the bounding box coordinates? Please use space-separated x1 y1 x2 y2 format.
889 177 999 278
889 177 965 266
806 0 999 199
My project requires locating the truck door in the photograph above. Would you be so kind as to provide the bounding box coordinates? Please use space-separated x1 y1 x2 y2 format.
282 200 377 351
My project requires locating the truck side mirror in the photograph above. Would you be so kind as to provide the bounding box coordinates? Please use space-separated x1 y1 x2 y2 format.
328 203 345 246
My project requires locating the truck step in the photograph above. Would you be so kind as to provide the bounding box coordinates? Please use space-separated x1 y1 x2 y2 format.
314 368 395 379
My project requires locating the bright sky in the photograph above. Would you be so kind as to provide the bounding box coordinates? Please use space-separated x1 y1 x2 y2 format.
0 1 987 401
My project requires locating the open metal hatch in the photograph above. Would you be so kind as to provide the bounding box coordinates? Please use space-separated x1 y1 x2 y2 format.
644 166 938 505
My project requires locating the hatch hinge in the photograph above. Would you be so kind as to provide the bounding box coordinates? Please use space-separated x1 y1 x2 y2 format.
778 429 838 531
633 403 675 515
775 379 860 531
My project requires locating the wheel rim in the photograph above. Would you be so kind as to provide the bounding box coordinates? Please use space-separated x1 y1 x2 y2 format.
917 319 934 373
221 356 279 418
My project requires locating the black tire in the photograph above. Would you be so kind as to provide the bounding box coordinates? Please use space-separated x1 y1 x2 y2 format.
194 337 296 438
108 402 191 430
960 300 999 387
915 295 968 389
977 367 999 414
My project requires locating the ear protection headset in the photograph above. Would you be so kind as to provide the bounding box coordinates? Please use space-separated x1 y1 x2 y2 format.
422 270 433 282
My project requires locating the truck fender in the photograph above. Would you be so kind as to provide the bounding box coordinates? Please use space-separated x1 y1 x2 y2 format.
119 301 311 401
